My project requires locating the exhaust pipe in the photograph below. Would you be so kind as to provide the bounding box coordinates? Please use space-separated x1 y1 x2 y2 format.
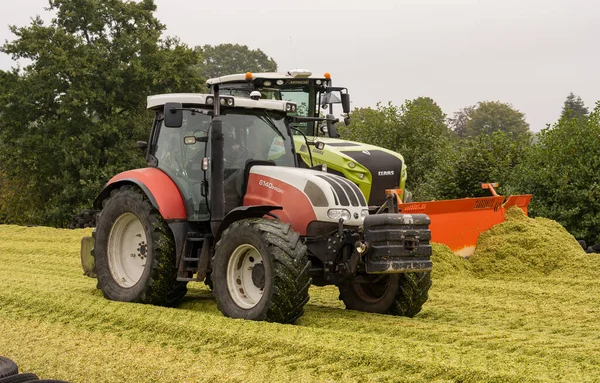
210 85 224 236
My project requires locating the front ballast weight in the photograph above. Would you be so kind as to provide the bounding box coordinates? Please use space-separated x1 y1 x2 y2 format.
362 213 432 274
307 212 432 287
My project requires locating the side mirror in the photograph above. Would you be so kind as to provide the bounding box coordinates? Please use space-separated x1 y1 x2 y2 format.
326 114 340 138
341 93 351 114
344 116 351 126
164 102 183 128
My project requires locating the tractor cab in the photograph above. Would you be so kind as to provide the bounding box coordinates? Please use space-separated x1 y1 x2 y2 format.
144 93 297 221
207 69 350 137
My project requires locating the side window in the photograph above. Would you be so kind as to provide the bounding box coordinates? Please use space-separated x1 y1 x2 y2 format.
155 127 183 173
154 111 211 178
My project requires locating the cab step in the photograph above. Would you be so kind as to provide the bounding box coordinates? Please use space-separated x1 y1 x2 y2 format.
176 233 212 282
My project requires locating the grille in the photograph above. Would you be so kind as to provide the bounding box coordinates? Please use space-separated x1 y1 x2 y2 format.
341 150 404 206
316 174 366 207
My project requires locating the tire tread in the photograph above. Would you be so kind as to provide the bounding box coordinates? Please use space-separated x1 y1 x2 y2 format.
214 218 311 323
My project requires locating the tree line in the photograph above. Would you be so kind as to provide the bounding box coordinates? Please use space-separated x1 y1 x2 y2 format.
1 0 598 246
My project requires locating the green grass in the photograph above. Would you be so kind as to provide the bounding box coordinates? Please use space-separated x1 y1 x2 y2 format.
2 224 600 382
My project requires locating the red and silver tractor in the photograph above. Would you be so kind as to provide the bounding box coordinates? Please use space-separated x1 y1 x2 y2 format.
80 85 432 323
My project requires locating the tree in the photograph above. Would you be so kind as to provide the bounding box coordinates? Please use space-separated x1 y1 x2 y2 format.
339 97 453 200
561 92 589 120
198 44 277 79
0 0 205 226
422 131 532 200
450 101 530 138
512 101 600 245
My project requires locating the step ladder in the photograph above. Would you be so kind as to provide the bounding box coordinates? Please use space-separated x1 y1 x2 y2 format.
176 233 212 282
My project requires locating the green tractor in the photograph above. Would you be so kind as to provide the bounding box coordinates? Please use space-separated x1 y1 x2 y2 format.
207 69 410 208
80 87 432 323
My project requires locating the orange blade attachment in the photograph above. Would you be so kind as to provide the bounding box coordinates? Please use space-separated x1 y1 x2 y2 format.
398 194 532 257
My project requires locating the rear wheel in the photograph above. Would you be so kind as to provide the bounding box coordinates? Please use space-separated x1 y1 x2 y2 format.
338 272 431 317
0 356 18 378
212 218 311 323
0 372 39 382
93 186 187 306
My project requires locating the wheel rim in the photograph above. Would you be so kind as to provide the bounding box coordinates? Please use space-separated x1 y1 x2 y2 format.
107 212 148 288
226 244 265 309
353 275 394 303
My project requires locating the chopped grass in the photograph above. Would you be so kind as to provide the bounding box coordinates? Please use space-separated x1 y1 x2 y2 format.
431 242 472 278
2 223 600 382
470 207 593 277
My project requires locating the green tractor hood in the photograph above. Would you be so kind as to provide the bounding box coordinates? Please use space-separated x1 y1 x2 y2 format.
293 136 407 207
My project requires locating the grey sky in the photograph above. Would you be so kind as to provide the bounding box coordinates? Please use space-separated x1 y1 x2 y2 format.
1 0 598 131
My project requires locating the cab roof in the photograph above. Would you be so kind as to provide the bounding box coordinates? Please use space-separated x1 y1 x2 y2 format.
207 69 328 85
146 93 294 112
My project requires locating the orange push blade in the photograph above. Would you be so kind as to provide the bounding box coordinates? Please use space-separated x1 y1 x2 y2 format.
398 194 532 257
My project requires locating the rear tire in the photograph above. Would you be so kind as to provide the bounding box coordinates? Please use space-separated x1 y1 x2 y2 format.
212 218 311 323
92 186 187 306
338 272 431 317
0 373 39 382
0 357 18 378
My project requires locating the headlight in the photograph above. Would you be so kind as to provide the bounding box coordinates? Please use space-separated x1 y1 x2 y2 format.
327 209 351 222
358 173 365 179
219 96 234 107
361 209 369 218
348 161 355 169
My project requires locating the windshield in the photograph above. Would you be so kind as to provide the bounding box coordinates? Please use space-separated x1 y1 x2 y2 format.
281 88 314 136
220 109 295 168
214 82 321 136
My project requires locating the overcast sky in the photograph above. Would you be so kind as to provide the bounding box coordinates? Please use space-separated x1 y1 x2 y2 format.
1 0 598 131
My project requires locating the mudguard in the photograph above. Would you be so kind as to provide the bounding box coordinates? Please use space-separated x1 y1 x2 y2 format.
216 205 283 242
93 168 186 221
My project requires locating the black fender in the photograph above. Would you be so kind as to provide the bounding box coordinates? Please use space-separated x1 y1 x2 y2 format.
215 205 283 242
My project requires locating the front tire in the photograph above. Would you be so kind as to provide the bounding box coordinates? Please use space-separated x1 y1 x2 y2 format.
212 218 311 323
93 186 187 306
338 272 431 317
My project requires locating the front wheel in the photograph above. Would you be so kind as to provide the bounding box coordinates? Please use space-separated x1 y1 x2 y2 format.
212 218 311 323
93 185 187 306
338 272 431 317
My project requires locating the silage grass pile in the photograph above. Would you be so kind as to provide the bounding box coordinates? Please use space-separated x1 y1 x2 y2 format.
2 209 600 382
431 206 596 279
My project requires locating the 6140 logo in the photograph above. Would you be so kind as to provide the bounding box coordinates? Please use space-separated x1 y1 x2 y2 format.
259 179 284 194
